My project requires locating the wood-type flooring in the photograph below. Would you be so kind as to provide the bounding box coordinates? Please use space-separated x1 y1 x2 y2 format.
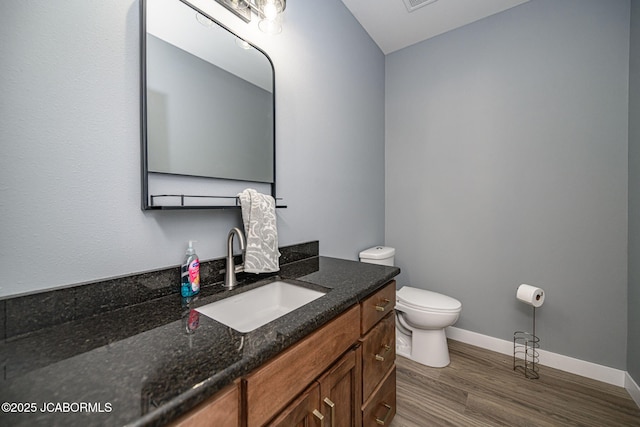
390 339 640 426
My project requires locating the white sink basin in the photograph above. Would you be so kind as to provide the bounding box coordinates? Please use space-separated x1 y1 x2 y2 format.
196 281 326 333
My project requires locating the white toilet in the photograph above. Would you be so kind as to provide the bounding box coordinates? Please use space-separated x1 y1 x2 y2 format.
359 246 462 368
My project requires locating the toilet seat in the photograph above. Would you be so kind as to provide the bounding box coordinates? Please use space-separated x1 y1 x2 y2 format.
394 286 462 368
397 286 461 314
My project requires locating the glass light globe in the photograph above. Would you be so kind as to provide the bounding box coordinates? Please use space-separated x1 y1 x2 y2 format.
229 0 248 10
258 18 282 34
263 2 278 20
195 13 214 27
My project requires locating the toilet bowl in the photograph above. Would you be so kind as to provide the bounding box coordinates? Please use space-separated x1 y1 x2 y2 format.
358 246 462 368
395 286 462 368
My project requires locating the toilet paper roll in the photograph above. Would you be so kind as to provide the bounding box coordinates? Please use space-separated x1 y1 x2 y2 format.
516 284 545 307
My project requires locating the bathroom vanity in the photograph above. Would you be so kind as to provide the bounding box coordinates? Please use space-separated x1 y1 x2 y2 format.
0 242 399 427
173 281 396 427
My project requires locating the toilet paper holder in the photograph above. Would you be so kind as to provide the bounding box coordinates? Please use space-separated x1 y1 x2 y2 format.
513 306 540 379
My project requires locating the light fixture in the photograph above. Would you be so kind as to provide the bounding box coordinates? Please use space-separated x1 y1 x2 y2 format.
195 13 215 27
403 0 438 13
214 0 286 34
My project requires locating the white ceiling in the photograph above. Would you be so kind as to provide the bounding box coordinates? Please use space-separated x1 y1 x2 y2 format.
340 0 530 54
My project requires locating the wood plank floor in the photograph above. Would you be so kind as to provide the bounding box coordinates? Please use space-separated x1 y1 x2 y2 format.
390 339 640 427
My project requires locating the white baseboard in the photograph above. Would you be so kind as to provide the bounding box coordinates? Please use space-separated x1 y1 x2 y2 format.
446 326 626 387
626 372 640 408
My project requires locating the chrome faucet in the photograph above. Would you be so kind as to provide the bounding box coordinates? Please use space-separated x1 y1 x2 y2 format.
224 227 246 289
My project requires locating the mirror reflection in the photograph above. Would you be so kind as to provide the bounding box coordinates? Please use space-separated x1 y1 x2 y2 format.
143 0 275 189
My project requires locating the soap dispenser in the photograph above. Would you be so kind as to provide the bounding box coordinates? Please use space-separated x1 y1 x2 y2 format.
181 241 200 297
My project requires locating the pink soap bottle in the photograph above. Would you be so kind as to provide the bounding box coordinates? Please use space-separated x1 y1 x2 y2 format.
180 241 200 297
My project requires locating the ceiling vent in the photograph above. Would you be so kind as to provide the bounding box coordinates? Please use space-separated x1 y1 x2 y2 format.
402 0 439 13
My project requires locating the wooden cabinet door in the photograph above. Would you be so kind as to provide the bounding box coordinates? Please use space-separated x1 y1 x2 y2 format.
267 383 324 427
318 347 362 427
245 305 360 426
169 383 239 427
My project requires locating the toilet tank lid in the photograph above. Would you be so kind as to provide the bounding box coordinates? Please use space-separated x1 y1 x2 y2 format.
359 246 395 260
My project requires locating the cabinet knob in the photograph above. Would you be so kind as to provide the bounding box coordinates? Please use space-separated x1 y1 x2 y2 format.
375 344 392 362
375 298 391 312
375 403 393 425
323 398 335 427
313 409 325 427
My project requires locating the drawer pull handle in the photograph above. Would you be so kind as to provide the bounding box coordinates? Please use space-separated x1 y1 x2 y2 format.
375 298 391 312
324 397 335 427
313 409 325 427
375 403 393 425
375 344 392 362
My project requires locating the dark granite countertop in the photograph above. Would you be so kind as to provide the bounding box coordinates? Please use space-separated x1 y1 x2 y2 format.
0 254 399 427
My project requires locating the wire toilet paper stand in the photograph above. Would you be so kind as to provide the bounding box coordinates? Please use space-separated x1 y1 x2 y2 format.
513 306 540 379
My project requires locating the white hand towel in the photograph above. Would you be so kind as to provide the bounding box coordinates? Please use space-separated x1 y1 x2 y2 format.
237 188 280 273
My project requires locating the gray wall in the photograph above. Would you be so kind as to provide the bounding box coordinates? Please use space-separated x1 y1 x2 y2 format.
386 0 630 369
629 0 640 382
0 0 385 298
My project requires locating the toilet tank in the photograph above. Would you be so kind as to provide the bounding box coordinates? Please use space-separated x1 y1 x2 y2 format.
359 246 395 266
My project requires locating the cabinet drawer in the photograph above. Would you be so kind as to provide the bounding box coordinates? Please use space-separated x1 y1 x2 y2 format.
362 366 396 427
361 312 396 400
360 281 396 335
245 305 361 427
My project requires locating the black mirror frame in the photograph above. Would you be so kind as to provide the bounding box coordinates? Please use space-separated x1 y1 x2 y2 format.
139 0 280 210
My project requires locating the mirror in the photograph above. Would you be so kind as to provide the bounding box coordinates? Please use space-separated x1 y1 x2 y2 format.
141 0 276 209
